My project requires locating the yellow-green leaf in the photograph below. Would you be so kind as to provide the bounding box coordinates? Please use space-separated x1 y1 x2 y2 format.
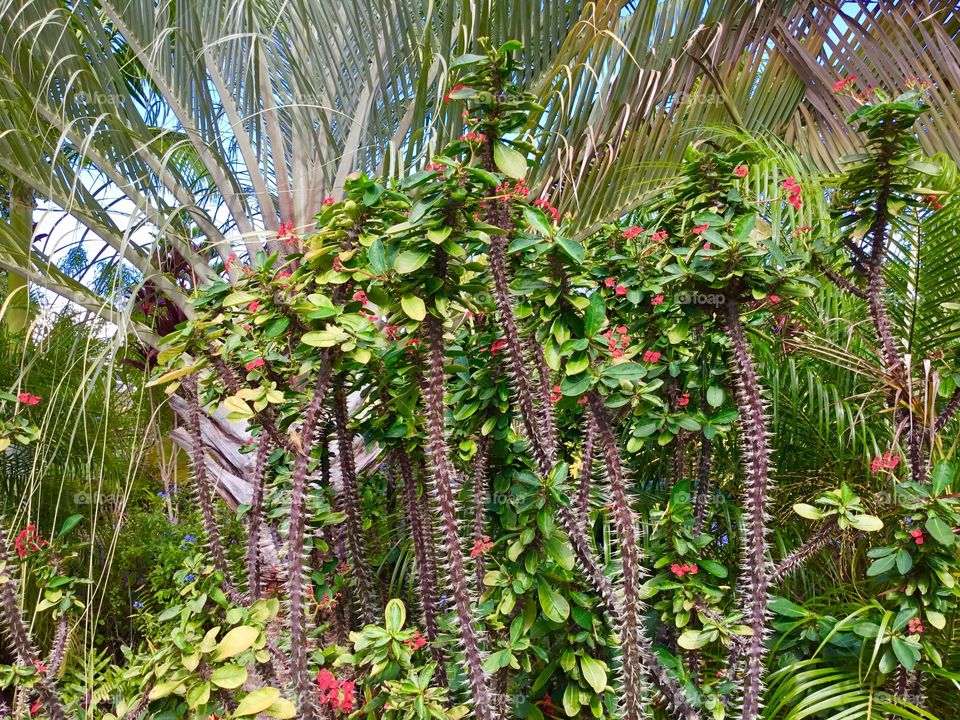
494 142 527 179
211 664 248 689
401 294 426 321
234 687 281 717
212 625 259 661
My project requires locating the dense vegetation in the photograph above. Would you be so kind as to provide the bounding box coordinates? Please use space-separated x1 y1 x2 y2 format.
1 38 959 720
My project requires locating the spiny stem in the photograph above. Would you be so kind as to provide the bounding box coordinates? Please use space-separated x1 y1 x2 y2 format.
420 315 492 720
934 387 960 434
578 415 596 521
332 386 378 624
0 523 69 720
771 519 839 583
246 436 273 600
693 436 712 539
472 434 491 592
287 350 334 720
395 449 447 680
724 297 772 720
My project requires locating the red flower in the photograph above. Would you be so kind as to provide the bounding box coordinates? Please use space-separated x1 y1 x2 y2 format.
733 165 749 178
332 257 344 272
14 525 45 558
460 131 487 143
768 295 781 304
908 617 924 634
550 384 562 404
642 350 661 363
470 535 494 558
322 195 335 206
274 269 292 282
533 198 560 222
17 392 41 406
792 225 813 237
670 563 684 577
384 325 401 340
615 285 628 296
781 178 803 209
651 294 664 306
338 680 356 713
616 325 628 334
405 631 427 651
31 700 41 715
703 242 711 251
277 222 297 245
489 339 508 355
924 194 943 211
691 223 709 235
34 661 47 674
224 252 238 271
622 225 644 239
651 229 669 243
246 300 261 312
316 669 337 691
444 84 469 102
678 393 690 407
352 290 367 304
245 358 265 372
604 277 617 288
833 75 857 92
425 162 447 172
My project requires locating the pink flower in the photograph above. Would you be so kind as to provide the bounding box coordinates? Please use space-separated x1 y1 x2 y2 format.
733 165 749 178
17 392 41 406
405 631 427 651
616 326 628 334
224 253 238 271
907 617 924 634
651 294 664 306
352 290 367 304
332 257 344 272
245 358 265 372
781 178 802 209
460 131 487 143
612 349 624 359
768 295 781 304
614 285 628 296
425 162 447 172
691 223 709 235
651 229 669 243
30 700 41 715
622 225 644 239
642 350 661 363
670 563 684 577
833 75 857 92
322 195 335 206
247 300 261 312
703 242 711 251
678 393 690 407
316 669 337 691
274 269 292 282
533 198 560 222
604 277 617 288
471 535 494 558
338 681 356 713
550 384 562 404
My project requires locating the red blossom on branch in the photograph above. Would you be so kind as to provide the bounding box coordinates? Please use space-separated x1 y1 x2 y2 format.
833 75 857 92
15 525 45 558
245 358 265 372
734 165 749 178
17 392 41 406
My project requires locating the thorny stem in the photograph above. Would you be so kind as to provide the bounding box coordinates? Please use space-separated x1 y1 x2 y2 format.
693 436 712 539
246 436 273 599
934 387 960 435
723 297 772 720
588 392 699 720
472 434 491 592
770 518 839 583
578 415 596 520
287 350 334 720
420 315 493 720
333 387 378 624
395 450 447 679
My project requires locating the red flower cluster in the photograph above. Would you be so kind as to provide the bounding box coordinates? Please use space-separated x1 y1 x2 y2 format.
274 269 292 282
15 525 45 558
691 223 709 236
317 593 338 611
533 198 560 223
622 225 644 239
18 392 41 406
316 669 355 714
550 384 562 403
405 630 427 651
225 253 239 271
460 131 487 143
322 195 336 206
651 294 665 306
470 535 494 558
277 222 298 245
833 75 857 93
489 339 508 355
352 290 367 304
614 284 628 296
425 162 447 172
384 325 401 341
910 529 924 545
403 337 420 355
651 229 669 243
791 225 813 237
670 562 698 578
642 350 661 363
733 165 749 178
781 177 803 210
925 194 943 211
332 257 344 272
246 300 261 312
678 392 690 407
908 617 924 634
603 326 630 358
443 84 469 102
245 358 265 372
495 178 530 198
870 452 900 474
34 660 48 674
768 294 781 304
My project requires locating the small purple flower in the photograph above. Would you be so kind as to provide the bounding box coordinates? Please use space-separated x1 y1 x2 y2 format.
183 534 196 543
184 573 196 583
133 601 144 609
157 491 168 499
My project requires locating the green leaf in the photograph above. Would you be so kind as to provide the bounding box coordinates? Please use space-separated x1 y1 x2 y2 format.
895 549 913 574
537 578 569 623
579 656 608 694
891 637 918 671
677 629 711 649
867 553 897 576
186 681 210 709
698 559 728 578
931 460 955 495
793 503 825 520
400 294 426 321
385 598 406 634
264 698 297 719
211 664 248 689
555 237 584 264
56 514 83 538
367 238 387 274
394 249 430 274
482 649 513 673
222 290 257 307
706 385 724 407
849 514 883 532
212 625 259 661
235 687 281 717
583 293 605 337
493 142 527 179
925 515 954 545
301 330 340 347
